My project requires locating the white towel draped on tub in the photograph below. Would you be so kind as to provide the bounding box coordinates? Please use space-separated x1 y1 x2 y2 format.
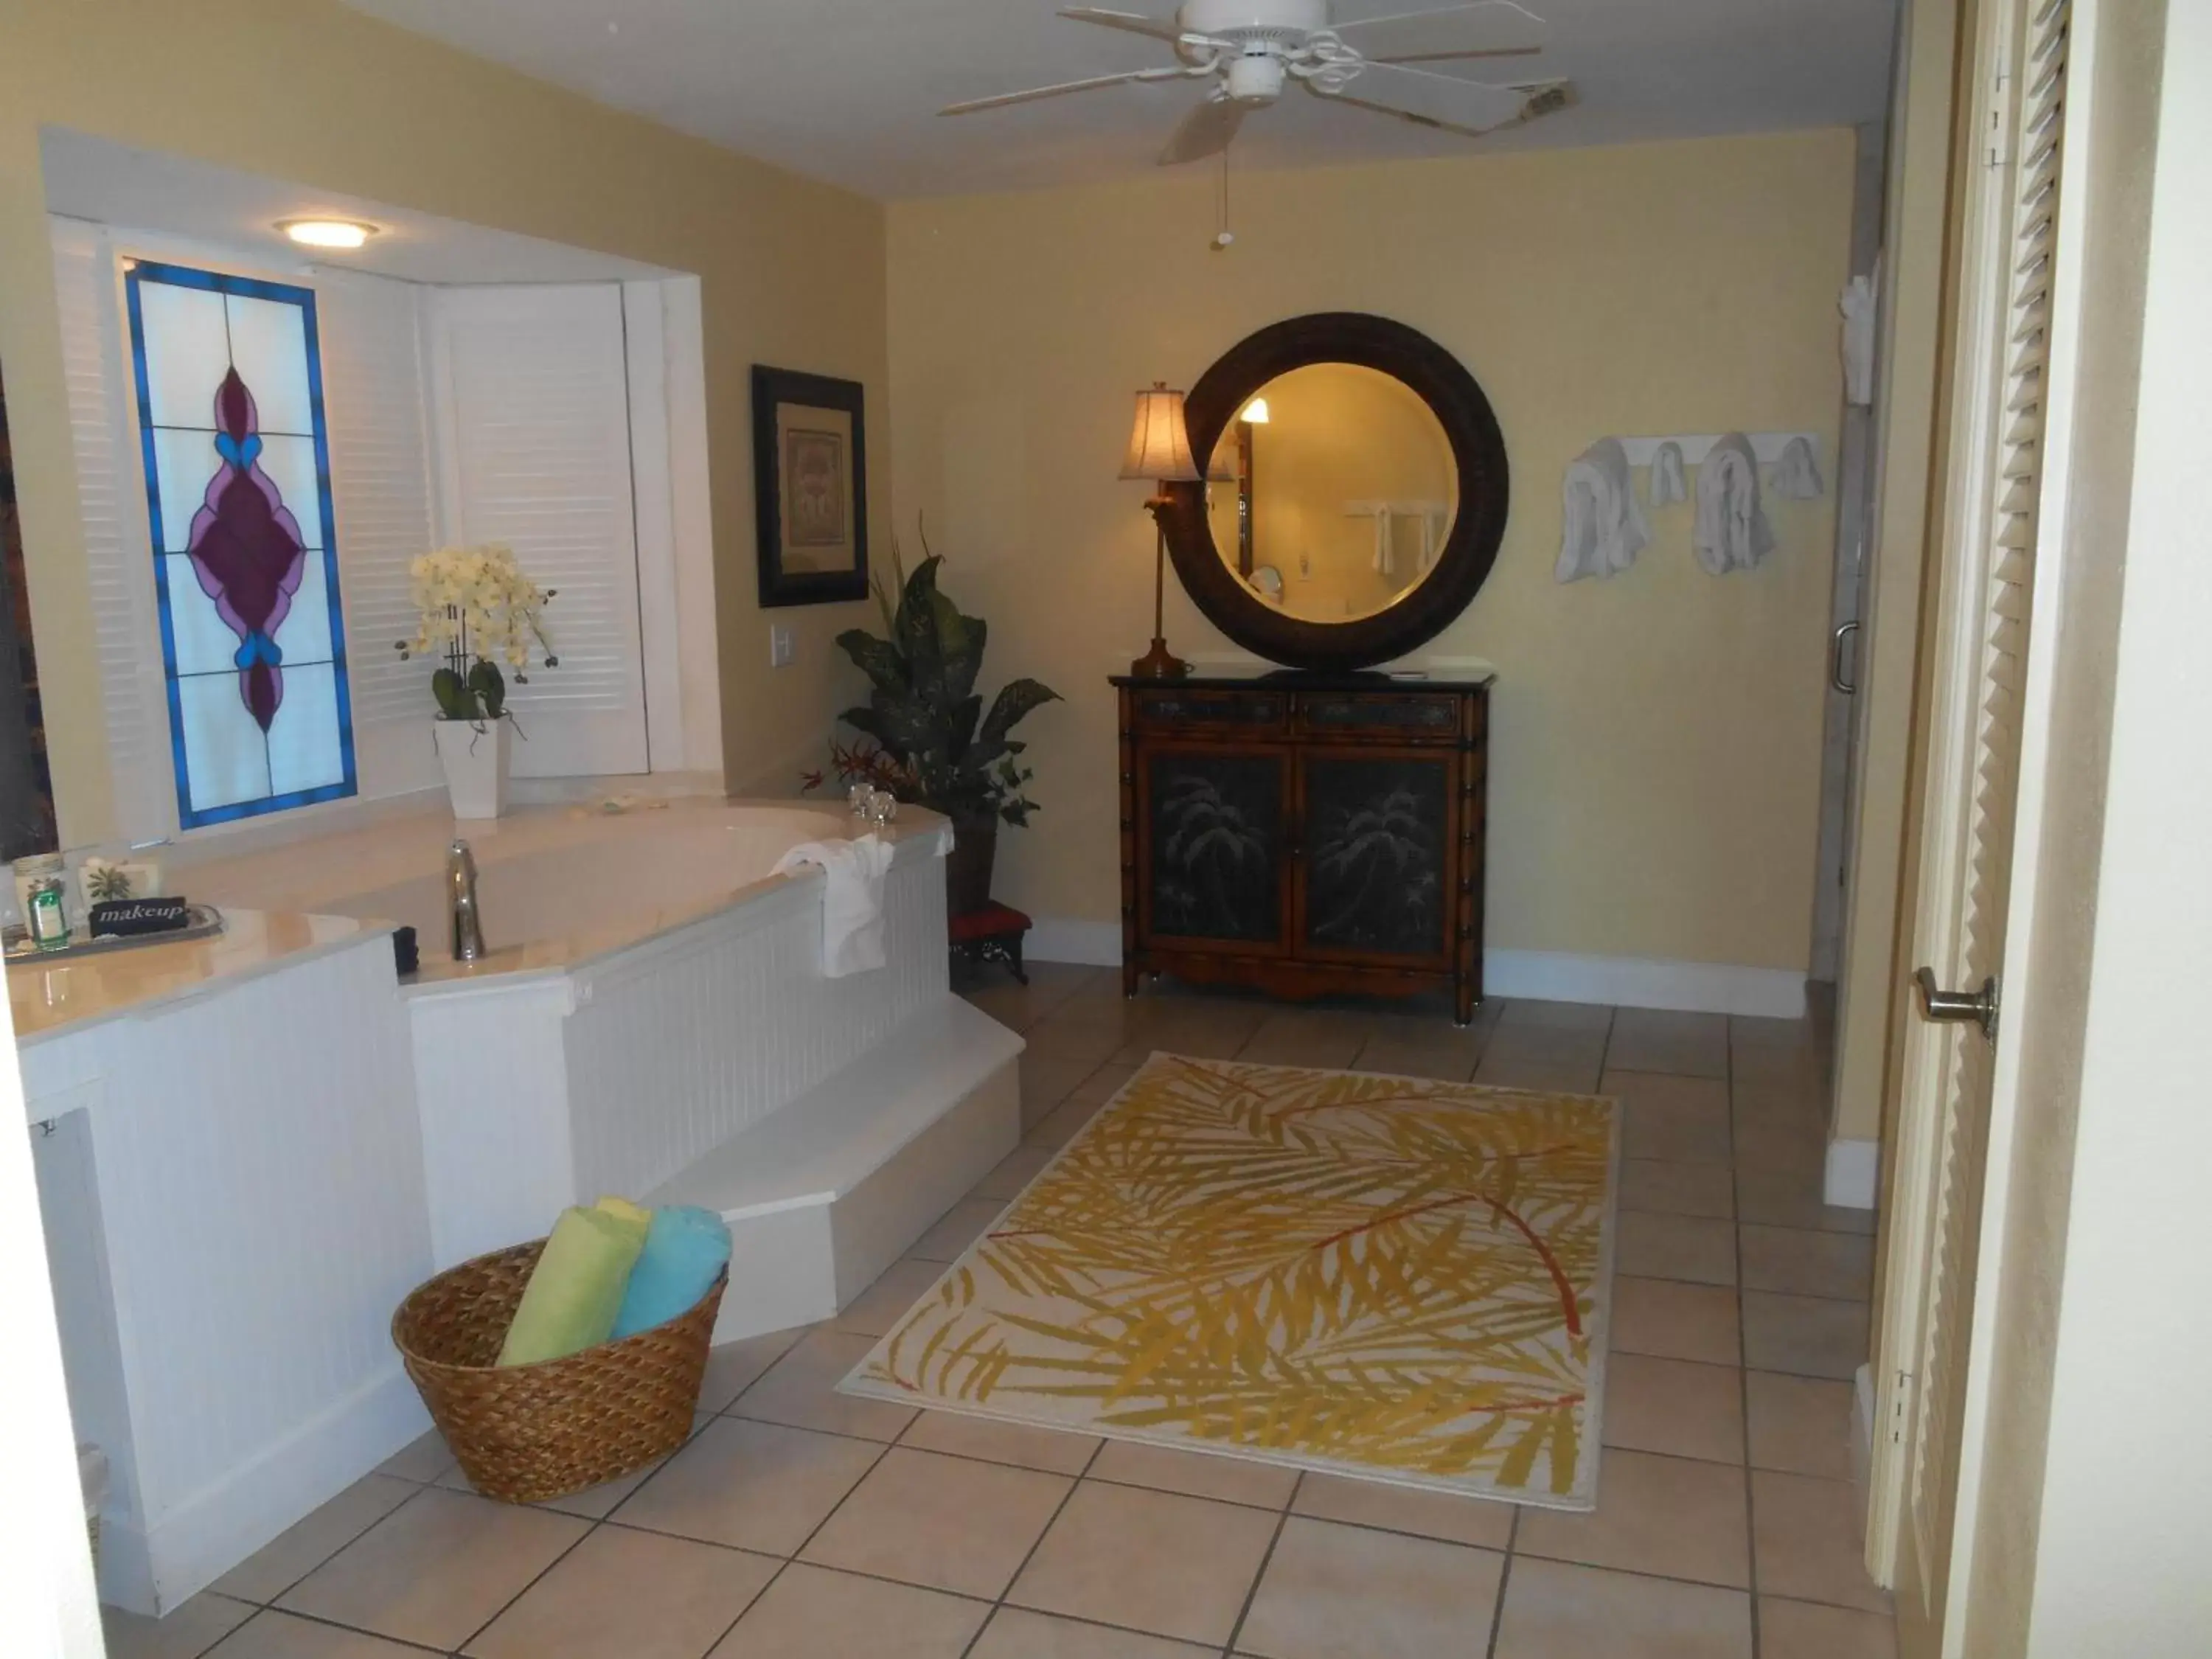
771 833 895 976
1691 432 1777 575
1557 438 1649 582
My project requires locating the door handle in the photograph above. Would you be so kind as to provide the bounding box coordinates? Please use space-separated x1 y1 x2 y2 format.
1832 620 1862 695
1913 967 1999 1041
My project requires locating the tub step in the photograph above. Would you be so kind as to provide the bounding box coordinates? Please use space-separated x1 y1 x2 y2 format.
644 995 1023 1342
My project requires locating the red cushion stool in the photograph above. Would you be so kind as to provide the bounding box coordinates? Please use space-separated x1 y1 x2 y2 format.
949 902 1032 984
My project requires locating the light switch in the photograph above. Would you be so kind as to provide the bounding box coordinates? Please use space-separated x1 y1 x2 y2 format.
769 624 796 669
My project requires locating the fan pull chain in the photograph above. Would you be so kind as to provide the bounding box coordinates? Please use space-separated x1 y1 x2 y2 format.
1212 146 1236 252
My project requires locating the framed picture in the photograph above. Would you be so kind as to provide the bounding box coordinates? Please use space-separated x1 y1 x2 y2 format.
753 365 869 607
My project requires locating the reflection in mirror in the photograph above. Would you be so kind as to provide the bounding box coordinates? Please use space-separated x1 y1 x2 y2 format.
0 363 60 860
1204 362 1458 625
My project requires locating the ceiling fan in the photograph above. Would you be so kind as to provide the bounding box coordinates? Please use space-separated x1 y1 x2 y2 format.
941 0 1571 166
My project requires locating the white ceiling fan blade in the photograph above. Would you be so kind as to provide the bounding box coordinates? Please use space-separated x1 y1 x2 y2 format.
1058 6 1184 43
1310 60 1535 136
1159 96 1250 165
1332 1 1547 63
941 67 1181 116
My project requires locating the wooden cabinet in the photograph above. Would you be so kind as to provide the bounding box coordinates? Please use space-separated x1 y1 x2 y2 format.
1114 673 1490 1023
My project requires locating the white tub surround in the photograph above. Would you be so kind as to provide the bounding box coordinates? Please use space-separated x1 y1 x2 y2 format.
188 801 1020 1340
13 914 432 1615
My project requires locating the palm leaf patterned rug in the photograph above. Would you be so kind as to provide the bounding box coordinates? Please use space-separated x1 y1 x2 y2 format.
841 1052 1621 1510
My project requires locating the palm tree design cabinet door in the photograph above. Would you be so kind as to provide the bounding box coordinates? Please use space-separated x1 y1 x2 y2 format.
1116 675 1488 1023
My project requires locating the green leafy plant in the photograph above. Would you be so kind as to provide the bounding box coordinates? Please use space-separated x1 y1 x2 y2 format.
824 548 1059 827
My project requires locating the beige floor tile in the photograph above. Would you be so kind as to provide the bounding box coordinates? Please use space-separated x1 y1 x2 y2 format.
1023 1017 1129 1071
1732 1116 1829 1175
1516 1449 1750 1588
698 1326 807 1413
1730 1015 1823 1052
1068 1062 1141 1105
1736 1166 1879 1236
532 1459 671 1520
103 1593 254 1659
1731 1042 1831 1098
1022 1054 1102 1127
1620 1157 1736 1220
1113 1016 1268 1068
1088 1439 1299 1509
1493 1556 1753 1658
1616 1211 1737 1286
1351 1028 1482 1082
1742 1293 1870 1381
1602 1354 1745 1464
1236 1515 1503 1659
1484 1023 1610 1071
1009 1481 1279 1647
911 1197 1015 1262
201 1610 425 1658
465 1523 776 1659
959 964 1099 1032
1026 1094 1113 1152
1237 1011 1369 1069
276 1486 588 1650
1751 1472 1891 1614
1606 1009 1730 1078
970 1607 1214 1658
729 1329 918 1439
1475 1052 1603 1094
971 1145 1057 1200
1741 1226 1875 1301
1290 1471 1514 1549
1610 1072 1733 1164
1610 1277 1742 1366
1498 998 1614 1032
1759 1596 1899 1658
212 1475 418 1602
1746 1374 1856 1480
801 1447 1074 1598
374 1427 456 1484
900 1408 1100 1475
710 1562 989 1658
834 1257 949 1336
613 1417 880 1554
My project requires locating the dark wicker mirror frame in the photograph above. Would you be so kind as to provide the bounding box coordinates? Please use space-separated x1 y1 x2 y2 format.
1160 313 1509 671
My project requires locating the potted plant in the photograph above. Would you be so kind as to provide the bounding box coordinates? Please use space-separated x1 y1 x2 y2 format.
812 550 1057 915
397 544 554 821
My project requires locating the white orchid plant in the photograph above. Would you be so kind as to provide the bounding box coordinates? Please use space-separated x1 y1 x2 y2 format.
394 543 556 724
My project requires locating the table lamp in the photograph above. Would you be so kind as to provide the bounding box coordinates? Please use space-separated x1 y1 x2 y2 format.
1119 382 1201 680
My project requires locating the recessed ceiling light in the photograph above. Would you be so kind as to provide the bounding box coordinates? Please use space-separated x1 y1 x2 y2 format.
277 218 378 250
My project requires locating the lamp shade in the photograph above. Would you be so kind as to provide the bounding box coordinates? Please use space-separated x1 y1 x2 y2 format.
1119 383 1203 483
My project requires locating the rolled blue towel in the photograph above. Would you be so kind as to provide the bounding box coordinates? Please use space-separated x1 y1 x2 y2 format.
610 1205 732 1338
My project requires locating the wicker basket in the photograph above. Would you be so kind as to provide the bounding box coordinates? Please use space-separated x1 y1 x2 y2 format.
392 1239 726 1504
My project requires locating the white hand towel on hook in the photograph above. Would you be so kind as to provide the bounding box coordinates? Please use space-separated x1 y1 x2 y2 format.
1691 432 1777 574
1771 436 1825 500
1556 438 1649 582
1649 441 1688 507
771 833 896 976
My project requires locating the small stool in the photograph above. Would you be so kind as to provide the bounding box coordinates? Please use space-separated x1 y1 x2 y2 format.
950 902 1032 984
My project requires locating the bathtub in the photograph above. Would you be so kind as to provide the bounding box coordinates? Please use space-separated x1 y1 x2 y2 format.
188 799 1025 1338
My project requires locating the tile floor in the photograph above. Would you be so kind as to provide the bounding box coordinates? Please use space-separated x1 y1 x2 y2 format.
108 967 1893 1659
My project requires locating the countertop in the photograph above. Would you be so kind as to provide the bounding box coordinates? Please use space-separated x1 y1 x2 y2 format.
1110 668 1498 691
7 909 388 1047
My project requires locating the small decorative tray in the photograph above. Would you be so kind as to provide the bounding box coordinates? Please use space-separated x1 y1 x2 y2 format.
3 904 226 964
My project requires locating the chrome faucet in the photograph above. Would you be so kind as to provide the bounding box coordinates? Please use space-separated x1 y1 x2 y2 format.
447 838 486 963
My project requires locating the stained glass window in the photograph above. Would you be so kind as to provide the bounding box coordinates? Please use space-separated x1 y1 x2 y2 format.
124 260 355 828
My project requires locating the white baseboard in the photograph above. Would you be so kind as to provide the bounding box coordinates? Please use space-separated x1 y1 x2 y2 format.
1025 924 1807 1020
1824 1137 1880 1209
1485 950 1806 1018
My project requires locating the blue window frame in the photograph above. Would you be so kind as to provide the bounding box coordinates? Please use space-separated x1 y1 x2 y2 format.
123 260 355 829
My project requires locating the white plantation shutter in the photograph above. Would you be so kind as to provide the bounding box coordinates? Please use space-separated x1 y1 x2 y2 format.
428 285 647 778
1907 0 2070 1599
317 268 442 793
49 220 169 841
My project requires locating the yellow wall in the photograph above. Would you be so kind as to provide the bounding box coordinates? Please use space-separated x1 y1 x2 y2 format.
889 130 1854 970
0 0 888 842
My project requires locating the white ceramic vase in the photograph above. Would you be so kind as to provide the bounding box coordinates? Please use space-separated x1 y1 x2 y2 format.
432 717 512 820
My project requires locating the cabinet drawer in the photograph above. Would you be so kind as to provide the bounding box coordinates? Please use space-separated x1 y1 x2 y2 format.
1133 689 1287 734
1294 692 1462 742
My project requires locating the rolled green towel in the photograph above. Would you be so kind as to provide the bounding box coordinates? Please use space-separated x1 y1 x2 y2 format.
496 1204 649 1367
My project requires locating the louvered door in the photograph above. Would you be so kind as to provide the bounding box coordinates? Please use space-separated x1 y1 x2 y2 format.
428 285 647 777
1882 0 2076 1639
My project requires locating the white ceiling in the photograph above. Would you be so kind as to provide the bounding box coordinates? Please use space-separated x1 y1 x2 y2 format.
338 0 1899 201
41 129 676 285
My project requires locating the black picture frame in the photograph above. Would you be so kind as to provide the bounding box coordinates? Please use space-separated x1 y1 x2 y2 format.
753 365 869 608
1160 313 1511 671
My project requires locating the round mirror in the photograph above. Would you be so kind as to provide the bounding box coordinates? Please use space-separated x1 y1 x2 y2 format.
1163 313 1509 671
1203 363 1459 625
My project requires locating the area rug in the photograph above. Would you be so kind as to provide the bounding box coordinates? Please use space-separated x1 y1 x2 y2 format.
841 1052 1620 1509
